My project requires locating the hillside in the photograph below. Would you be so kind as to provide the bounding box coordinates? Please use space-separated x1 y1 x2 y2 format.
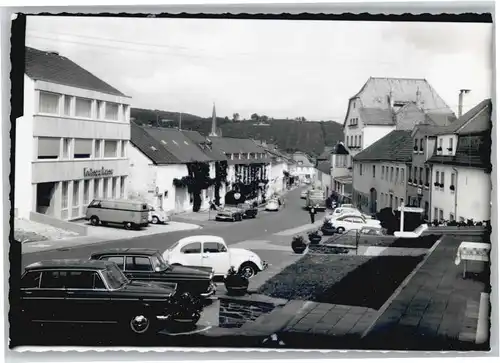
131 108 344 156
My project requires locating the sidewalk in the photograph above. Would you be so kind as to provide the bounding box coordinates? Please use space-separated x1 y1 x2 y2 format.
21 221 201 254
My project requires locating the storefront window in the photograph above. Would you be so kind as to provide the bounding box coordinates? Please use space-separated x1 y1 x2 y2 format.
120 176 125 198
83 180 90 204
73 181 80 207
74 139 92 159
103 178 109 198
75 97 92 118
61 181 69 209
37 137 60 160
39 91 60 115
104 140 118 158
94 179 100 199
105 102 119 120
112 177 118 199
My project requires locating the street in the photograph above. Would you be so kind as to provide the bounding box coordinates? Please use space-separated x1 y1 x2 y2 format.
21 187 326 269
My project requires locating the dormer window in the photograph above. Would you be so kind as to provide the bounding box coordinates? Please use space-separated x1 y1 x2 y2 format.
437 138 443 154
413 138 418 152
447 137 454 153
419 138 424 153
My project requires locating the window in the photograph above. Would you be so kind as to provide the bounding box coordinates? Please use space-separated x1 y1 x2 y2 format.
401 168 404 183
372 165 376 177
390 167 394 182
83 180 90 204
181 242 201 254
94 178 100 199
451 173 456 187
37 137 60 159
75 97 92 118
120 176 125 198
414 138 418 149
413 166 417 182
105 102 119 120
101 256 125 269
359 134 362 148
96 101 103 119
409 165 412 180
439 138 443 149
419 167 423 184
390 194 393 208
448 137 453 151
125 256 152 272
112 177 118 198
40 271 67 289
353 100 356 108
359 163 363 176
39 91 60 114
104 140 118 157
435 171 439 186
440 171 445 186
400 198 404 207
381 166 385 179
103 178 109 198
21 271 41 289
94 139 102 158
74 139 92 158
439 209 444 220
434 207 438 220
420 138 424 151
395 168 399 182
63 95 72 116
66 271 96 289
121 141 127 157
62 138 71 159
425 168 430 185
203 242 226 253
73 180 80 207
61 181 69 209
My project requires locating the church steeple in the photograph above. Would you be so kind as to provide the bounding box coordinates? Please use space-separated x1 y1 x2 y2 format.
210 102 218 136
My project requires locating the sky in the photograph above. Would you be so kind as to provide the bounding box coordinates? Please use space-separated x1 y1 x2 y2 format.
26 16 492 122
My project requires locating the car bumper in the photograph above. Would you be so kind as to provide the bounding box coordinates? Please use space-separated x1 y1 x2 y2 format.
200 282 217 298
216 215 233 220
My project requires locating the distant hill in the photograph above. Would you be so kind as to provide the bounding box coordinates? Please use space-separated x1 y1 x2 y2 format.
131 108 344 157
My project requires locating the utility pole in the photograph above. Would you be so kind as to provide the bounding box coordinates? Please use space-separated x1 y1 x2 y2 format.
179 112 182 130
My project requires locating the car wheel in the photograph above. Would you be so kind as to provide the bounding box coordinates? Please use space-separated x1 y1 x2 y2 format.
337 227 345 234
239 262 258 279
124 222 134 230
129 314 152 335
90 216 100 226
152 216 159 224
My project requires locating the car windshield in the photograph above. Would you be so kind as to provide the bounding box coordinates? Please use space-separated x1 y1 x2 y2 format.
101 264 129 289
152 253 169 271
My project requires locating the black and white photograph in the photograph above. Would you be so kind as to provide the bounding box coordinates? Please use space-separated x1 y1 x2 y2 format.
4 3 496 356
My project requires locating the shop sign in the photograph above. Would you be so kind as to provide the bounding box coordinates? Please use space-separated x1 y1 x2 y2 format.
84 167 114 178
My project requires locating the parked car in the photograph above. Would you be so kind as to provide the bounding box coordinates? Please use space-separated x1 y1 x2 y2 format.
162 235 268 278
237 202 259 219
265 197 281 211
329 214 382 234
18 259 197 336
85 199 149 230
215 205 244 222
324 207 373 222
90 248 217 299
148 205 170 224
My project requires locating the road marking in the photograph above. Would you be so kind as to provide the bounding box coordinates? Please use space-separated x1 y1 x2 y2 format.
273 221 323 236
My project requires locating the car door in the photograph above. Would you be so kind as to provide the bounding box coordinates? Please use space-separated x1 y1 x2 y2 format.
201 241 230 275
64 270 111 323
338 216 355 231
349 216 365 230
124 256 154 281
179 242 203 267
20 270 43 322
36 270 70 323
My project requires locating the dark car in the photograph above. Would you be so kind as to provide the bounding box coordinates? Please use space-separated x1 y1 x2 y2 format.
18 259 202 335
89 248 217 299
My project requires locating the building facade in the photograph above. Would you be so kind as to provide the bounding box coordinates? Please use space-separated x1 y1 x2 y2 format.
352 130 413 214
15 47 131 220
289 152 316 183
426 99 492 223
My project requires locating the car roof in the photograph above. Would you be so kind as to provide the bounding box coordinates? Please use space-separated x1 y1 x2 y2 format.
337 214 364 219
25 259 113 271
177 235 224 244
91 248 159 257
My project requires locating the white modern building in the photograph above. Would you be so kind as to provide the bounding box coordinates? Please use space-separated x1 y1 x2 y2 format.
15 47 131 220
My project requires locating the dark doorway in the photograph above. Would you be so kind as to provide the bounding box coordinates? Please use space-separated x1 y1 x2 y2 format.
369 188 377 214
36 182 57 216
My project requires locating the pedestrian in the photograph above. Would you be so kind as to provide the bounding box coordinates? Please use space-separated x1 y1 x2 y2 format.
309 206 317 224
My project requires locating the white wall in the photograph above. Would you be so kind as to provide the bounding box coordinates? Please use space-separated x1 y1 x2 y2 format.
431 164 491 222
127 143 157 203
353 160 407 213
362 126 395 150
15 75 35 219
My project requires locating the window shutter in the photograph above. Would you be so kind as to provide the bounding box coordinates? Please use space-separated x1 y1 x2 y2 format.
38 137 60 157
74 139 92 154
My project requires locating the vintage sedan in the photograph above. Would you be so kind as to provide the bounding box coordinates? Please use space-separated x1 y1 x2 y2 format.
329 214 382 234
265 198 281 211
214 205 245 222
18 259 202 335
148 205 170 224
90 248 217 298
163 235 268 278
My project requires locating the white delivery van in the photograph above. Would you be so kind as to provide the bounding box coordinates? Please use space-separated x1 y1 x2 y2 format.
85 199 150 230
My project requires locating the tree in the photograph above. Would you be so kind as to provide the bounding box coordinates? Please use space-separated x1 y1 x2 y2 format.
232 113 240 122
260 115 269 122
250 113 260 121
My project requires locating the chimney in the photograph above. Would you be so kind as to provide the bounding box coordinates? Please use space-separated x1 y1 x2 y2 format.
388 91 394 109
458 89 471 118
416 87 422 107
